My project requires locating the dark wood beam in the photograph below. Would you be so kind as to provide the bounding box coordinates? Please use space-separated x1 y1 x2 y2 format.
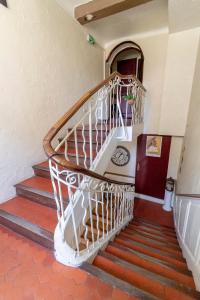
75 0 153 25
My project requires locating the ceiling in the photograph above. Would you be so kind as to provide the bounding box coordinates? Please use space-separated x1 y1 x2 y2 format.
56 0 200 48
57 0 168 47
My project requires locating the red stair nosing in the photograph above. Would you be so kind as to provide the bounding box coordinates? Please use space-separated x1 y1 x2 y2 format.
105 244 195 288
93 254 195 300
124 227 180 248
119 232 184 260
115 237 188 270
0 197 57 233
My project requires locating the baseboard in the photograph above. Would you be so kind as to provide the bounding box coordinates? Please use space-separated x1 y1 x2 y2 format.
135 193 164 205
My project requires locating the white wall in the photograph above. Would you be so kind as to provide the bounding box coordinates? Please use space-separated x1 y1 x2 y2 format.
177 37 200 194
0 0 103 203
105 31 169 134
159 28 200 136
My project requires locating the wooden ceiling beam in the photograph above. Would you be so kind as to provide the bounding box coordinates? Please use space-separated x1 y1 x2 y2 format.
75 0 153 25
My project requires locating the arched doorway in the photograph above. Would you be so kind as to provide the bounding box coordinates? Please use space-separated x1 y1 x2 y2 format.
105 41 144 82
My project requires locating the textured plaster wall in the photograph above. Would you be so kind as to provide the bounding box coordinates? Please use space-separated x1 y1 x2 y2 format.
159 28 200 136
177 38 200 194
0 0 103 202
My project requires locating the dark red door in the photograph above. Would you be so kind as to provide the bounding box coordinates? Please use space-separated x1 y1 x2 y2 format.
135 134 171 199
117 58 137 76
117 58 137 119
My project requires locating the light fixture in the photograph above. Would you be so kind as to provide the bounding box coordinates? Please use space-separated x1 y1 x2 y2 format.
85 14 94 22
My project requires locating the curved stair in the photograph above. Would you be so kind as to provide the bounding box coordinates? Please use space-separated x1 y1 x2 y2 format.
82 217 200 299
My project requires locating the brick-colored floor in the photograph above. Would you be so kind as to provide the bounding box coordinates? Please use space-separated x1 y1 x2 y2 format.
0 226 134 300
134 198 174 228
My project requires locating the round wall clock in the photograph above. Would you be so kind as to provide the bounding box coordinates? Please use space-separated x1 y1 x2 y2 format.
111 146 130 166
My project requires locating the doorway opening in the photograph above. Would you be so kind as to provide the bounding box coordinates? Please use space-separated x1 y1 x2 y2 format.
105 41 144 82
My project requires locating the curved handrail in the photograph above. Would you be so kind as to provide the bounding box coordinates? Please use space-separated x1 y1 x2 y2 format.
43 72 145 186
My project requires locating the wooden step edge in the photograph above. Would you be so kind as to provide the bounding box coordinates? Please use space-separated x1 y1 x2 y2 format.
131 222 177 238
124 228 180 249
116 235 186 263
109 241 192 276
120 232 184 260
128 223 177 238
67 138 101 145
80 262 157 300
15 183 60 209
32 164 50 179
98 251 199 298
133 217 175 232
0 209 54 250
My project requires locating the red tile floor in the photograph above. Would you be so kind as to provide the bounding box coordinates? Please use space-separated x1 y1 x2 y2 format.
0 226 134 300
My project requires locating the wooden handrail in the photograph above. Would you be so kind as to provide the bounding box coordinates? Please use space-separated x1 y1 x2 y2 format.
43 72 145 186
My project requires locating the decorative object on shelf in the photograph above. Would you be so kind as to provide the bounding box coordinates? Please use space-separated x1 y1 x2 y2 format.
146 135 162 157
0 0 7 7
111 146 130 166
123 94 136 105
87 34 96 45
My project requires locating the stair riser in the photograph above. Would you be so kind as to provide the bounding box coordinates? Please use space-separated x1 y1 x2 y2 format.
0 213 54 250
109 241 192 276
133 218 175 233
16 186 57 209
125 228 180 248
106 245 195 289
132 222 177 237
33 167 50 179
115 237 188 270
94 256 192 300
120 233 184 259
129 223 178 239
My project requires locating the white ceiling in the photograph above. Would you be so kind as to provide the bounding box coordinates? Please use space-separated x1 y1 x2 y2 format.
57 0 168 47
56 0 200 48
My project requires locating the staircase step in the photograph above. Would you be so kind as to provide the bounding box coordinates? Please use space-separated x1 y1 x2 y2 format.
94 251 199 299
133 217 175 232
15 176 68 209
109 241 192 276
81 262 157 300
129 223 177 239
115 236 188 270
0 197 55 249
0 197 57 232
119 231 184 260
106 242 195 288
124 227 180 249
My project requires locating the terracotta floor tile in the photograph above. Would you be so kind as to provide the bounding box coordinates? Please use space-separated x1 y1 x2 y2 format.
0 226 132 300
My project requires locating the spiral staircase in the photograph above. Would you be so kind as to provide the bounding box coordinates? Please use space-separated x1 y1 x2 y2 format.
0 72 199 299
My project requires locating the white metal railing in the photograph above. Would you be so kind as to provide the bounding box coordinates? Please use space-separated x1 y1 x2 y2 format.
44 73 146 266
50 160 134 266
53 74 145 171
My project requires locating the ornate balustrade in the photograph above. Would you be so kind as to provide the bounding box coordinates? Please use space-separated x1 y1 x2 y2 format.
43 72 146 266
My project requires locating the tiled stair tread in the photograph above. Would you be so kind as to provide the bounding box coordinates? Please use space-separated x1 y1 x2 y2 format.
126 225 179 244
0 209 54 250
119 232 184 260
16 176 68 198
16 176 55 194
81 262 158 300
115 237 188 269
0 197 57 232
106 242 194 287
129 223 177 238
108 241 192 276
95 251 199 299
124 227 180 249
133 215 175 231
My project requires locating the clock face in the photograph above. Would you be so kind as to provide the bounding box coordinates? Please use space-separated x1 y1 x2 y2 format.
111 146 130 166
